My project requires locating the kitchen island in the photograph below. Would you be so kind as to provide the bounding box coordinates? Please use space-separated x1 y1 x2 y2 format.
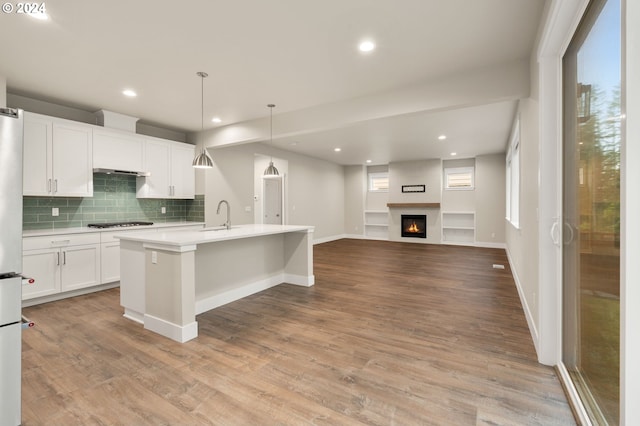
116 224 314 342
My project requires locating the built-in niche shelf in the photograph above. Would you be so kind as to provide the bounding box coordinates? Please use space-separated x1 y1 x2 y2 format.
442 211 475 245
364 210 389 240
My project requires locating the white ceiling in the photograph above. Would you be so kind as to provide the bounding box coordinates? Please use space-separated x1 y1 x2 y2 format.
0 0 545 165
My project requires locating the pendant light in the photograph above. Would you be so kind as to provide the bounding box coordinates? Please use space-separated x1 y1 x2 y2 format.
264 104 279 176
192 71 214 169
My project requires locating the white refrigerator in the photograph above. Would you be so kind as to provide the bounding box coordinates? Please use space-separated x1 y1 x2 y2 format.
0 107 23 426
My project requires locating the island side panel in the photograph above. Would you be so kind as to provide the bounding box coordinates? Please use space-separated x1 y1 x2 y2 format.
144 248 197 343
120 239 146 323
194 234 285 314
283 229 315 286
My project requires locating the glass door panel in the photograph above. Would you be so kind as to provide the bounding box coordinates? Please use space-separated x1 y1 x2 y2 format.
562 0 621 423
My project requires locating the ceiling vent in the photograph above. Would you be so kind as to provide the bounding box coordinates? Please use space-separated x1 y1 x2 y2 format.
95 110 139 133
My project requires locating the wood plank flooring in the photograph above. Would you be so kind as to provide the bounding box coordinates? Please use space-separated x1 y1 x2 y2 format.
21 239 576 425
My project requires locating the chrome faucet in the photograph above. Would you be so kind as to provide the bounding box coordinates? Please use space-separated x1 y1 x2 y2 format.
216 200 231 230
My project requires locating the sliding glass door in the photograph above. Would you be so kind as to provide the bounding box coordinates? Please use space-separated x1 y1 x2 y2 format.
562 0 621 423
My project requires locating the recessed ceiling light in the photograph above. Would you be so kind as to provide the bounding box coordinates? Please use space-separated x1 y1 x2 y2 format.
450 152 457 156
289 142 298 146
366 160 372 163
438 135 447 140
334 148 341 152
122 89 137 97
211 117 222 123
358 41 376 53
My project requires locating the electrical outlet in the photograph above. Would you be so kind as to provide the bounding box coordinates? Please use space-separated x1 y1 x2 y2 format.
151 251 158 264
52 207 59 217
245 206 251 212
491 232 496 239
161 207 166 214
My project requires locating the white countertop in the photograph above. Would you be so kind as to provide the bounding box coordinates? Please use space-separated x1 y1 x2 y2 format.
116 224 314 247
23 221 205 237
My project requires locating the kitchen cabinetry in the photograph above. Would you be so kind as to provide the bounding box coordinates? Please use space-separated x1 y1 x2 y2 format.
136 138 195 199
364 210 388 240
23 112 93 197
22 233 101 300
442 211 475 245
93 128 144 172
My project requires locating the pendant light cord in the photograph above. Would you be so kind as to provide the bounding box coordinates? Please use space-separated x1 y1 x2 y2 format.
268 104 275 162
201 74 204 131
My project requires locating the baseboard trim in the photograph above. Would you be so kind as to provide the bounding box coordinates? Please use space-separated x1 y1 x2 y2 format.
313 234 348 244
475 241 507 249
195 274 283 315
505 246 540 355
22 282 119 308
144 313 198 343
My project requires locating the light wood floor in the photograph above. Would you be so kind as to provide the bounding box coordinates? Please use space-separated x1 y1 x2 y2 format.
22 239 576 425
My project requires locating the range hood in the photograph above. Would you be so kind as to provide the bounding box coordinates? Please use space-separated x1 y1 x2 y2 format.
93 168 150 177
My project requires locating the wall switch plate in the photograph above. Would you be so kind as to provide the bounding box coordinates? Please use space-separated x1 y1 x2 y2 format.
161 207 166 214
151 251 158 264
245 206 251 212
52 207 59 217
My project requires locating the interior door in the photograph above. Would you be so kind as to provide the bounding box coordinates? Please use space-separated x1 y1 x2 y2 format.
562 0 621 423
263 177 283 225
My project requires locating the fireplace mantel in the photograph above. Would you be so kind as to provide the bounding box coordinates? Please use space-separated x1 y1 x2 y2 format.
386 203 441 208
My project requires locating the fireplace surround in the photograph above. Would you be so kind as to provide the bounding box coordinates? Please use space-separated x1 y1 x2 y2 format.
401 214 427 238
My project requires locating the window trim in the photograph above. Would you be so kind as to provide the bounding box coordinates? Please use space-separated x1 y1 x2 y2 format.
444 166 475 190
368 171 389 193
506 117 520 228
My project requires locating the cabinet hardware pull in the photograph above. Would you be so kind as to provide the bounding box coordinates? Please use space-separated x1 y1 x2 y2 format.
56 252 60 265
62 251 66 265
54 179 58 193
51 239 70 245
47 178 52 193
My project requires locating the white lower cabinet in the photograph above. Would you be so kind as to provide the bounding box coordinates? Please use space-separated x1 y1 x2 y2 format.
100 242 121 284
22 248 61 299
22 234 101 301
22 224 204 303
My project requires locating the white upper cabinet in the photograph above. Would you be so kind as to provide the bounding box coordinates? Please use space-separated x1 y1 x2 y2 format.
93 128 144 172
23 113 52 196
136 138 195 199
23 112 93 197
169 142 196 198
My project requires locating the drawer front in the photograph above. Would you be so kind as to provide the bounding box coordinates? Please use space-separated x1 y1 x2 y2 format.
23 233 100 250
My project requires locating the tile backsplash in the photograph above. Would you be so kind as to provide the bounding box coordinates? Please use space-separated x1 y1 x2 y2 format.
23 174 204 230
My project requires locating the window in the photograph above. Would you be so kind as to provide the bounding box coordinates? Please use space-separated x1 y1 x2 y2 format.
368 172 389 192
444 167 474 190
506 118 520 227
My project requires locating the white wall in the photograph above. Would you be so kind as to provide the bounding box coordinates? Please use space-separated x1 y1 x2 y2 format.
475 153 507 245
365 165 389 211
203 143 345 241
442 158 475 212
505 99 540 347
389 160 441 204
344 165 365 236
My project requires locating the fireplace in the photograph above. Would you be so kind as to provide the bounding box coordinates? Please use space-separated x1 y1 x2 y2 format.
401 214 426 238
